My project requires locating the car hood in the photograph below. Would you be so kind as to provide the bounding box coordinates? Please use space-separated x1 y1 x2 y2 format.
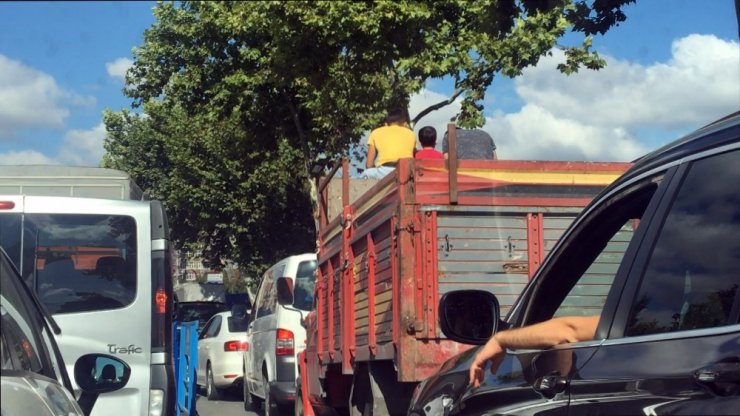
1 372 83 416
408 345 482 416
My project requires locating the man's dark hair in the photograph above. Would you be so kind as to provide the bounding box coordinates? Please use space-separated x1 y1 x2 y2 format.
386 108 409 125
418 126 437 147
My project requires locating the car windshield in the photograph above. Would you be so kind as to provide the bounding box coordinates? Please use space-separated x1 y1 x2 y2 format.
0 252 47 374
177 302 228 329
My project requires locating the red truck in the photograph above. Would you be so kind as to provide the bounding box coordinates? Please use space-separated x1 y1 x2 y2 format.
296 134 631 415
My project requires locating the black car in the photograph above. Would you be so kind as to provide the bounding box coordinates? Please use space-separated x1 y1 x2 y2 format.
408 112 740 416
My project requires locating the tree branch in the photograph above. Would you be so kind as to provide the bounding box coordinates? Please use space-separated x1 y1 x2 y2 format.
411 88 464 126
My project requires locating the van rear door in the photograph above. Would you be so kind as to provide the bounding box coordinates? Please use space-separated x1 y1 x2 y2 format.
0 195 172 416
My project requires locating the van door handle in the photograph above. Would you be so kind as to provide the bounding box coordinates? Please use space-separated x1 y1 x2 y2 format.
694 361 740 395
533 371 567 399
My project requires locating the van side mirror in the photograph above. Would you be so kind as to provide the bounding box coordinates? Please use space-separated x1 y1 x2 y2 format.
438 290 500 345
276 277 294 306
74 353 130 416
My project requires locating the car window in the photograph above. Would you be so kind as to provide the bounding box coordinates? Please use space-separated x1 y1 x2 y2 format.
256 266 278 318
199 316 217 339
625 149 740 336
227 316 249 332
553 220 638 318
523 174 664 326
293 260 317 311
0 213 138 315
207 315 222 338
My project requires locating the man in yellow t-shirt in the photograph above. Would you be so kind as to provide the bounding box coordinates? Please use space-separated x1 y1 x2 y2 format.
362 108 416 179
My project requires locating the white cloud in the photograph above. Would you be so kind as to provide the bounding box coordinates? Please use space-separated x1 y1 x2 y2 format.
57 123 107 166
0 55 69 137
408 34 738 162
106 57 133 82
515 34 739 130
0 150 55 165
0 54 97 139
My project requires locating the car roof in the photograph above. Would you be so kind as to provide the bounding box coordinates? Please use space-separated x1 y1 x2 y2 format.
622 111 740 183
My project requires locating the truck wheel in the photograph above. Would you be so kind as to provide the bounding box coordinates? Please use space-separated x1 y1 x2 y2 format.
206 364 222 400
243 378 263 411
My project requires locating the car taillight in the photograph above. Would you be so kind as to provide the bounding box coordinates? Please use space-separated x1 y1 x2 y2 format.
0 201 15 210
224 341 248 352
276 328 294 356
155 289 167 314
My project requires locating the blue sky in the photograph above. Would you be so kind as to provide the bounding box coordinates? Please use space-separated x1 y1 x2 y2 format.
0 1 738 166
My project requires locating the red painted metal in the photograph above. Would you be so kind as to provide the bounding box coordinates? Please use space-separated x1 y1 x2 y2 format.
341 204 355 374
366 234 377 356
420 195 597 207
526 213 545 279
316 268 324 363
327 259 335 361
342 159 350 206
447 124 458 204
298 350 316 416
423 211 439 339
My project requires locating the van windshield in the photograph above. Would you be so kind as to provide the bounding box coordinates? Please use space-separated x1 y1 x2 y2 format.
293 260 317 311
0 213 137 315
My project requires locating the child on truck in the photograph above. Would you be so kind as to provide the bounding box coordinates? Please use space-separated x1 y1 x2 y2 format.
415 126 444 160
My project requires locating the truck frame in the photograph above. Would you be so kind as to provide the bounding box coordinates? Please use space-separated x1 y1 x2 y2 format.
297 127 631 415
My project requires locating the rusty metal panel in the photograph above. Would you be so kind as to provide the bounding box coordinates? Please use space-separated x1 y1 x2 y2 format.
435 210 567 319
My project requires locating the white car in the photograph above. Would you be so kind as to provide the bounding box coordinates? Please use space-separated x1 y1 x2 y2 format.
197 310 249 400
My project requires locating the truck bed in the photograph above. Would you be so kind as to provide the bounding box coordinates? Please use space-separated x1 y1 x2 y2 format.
313 157 631 382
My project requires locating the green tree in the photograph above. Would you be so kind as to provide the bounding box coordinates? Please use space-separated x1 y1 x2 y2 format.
105 0 634 274
103 102 315 276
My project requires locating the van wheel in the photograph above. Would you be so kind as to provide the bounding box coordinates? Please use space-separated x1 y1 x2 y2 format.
206 364 222 400
243 378 263 411
263 373 278 416
295 375 307 416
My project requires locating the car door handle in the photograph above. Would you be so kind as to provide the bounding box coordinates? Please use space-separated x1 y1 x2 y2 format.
694 361 740 396
533 371 567 399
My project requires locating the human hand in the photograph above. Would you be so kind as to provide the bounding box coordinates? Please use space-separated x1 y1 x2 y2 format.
469 336 505 388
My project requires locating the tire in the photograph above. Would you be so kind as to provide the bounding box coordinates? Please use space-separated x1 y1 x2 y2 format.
243 376 263 411
263 373 279 416
206 364 222 401
295 376 304 416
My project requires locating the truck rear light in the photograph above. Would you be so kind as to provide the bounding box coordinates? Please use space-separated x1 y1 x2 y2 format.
276 328 294 356
0 201 15 210
224 341 248 352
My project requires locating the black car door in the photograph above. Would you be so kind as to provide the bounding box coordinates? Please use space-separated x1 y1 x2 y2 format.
568 148 740 415
457 160 672 415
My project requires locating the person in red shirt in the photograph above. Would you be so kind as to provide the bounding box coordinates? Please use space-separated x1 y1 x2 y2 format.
415 126 444 160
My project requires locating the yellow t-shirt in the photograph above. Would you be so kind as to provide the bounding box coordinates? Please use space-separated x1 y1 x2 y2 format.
367 125 416 167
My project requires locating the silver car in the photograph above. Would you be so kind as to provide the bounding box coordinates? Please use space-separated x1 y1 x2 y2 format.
1 247 131 416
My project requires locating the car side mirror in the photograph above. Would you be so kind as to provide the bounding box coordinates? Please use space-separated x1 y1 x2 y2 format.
276 277 294 306
438 290 500 345
74 354 130 416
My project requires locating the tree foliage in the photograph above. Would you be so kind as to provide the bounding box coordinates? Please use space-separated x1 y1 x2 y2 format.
104 0 634 275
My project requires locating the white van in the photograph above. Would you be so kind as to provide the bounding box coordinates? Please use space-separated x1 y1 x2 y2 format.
0 194 175 416
243 253 317 415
